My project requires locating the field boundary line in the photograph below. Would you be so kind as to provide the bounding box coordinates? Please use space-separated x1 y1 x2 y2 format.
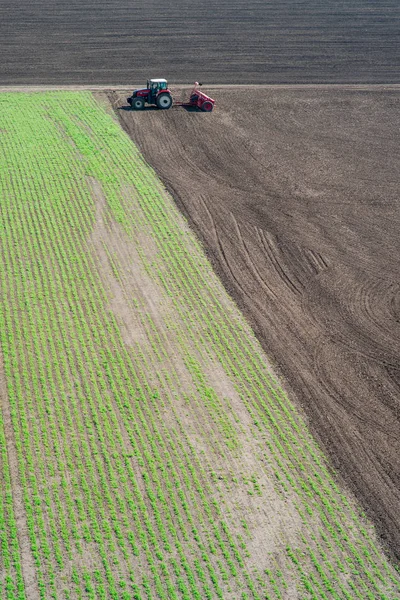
1 84 400 94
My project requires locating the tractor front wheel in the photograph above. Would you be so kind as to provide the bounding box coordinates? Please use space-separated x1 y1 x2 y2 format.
156 93 173 109
132 97 145 110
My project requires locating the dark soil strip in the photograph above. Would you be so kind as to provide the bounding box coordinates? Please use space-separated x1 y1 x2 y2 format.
1 0 400 84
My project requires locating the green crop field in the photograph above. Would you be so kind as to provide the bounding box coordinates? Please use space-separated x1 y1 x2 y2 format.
0 92 399 599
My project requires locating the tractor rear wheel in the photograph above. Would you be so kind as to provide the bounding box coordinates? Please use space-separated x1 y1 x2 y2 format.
132 97 145 110
202 101 213 112
156 93 173 109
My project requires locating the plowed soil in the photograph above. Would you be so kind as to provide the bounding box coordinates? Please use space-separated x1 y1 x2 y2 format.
109 85 400 561
1 0 400 84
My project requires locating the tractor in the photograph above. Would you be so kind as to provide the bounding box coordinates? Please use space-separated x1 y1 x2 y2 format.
127 80 215 112
127 79 173 110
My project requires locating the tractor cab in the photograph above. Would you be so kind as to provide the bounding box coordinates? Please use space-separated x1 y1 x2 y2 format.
147 79 168 91
147 79 168 101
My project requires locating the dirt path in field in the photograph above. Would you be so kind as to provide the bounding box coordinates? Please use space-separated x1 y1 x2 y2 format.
2 85 400 92
109 86 400 561
0 351 39 598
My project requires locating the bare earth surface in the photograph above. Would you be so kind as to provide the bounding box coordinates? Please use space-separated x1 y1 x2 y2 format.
110 85 400 561
1 0 400 85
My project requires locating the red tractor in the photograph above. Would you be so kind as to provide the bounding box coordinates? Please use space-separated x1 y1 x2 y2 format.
127 79 173 110
127 79 215 112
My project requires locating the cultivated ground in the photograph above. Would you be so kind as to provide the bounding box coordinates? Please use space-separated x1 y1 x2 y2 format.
1 0 400 85
1 91 399 599
110 84 400 562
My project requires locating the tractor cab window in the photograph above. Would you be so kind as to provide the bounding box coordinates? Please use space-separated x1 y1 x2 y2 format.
159 81 167 90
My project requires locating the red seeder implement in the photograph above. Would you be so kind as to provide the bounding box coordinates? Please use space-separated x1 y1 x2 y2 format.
174 82 215 112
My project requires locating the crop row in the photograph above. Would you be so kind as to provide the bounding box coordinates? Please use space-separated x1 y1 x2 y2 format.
0 93 271 598
64 92 400 598
0 91 399 599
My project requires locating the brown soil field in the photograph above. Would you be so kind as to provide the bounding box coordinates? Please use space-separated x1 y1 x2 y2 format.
1 0 400 85
109 85 400 562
